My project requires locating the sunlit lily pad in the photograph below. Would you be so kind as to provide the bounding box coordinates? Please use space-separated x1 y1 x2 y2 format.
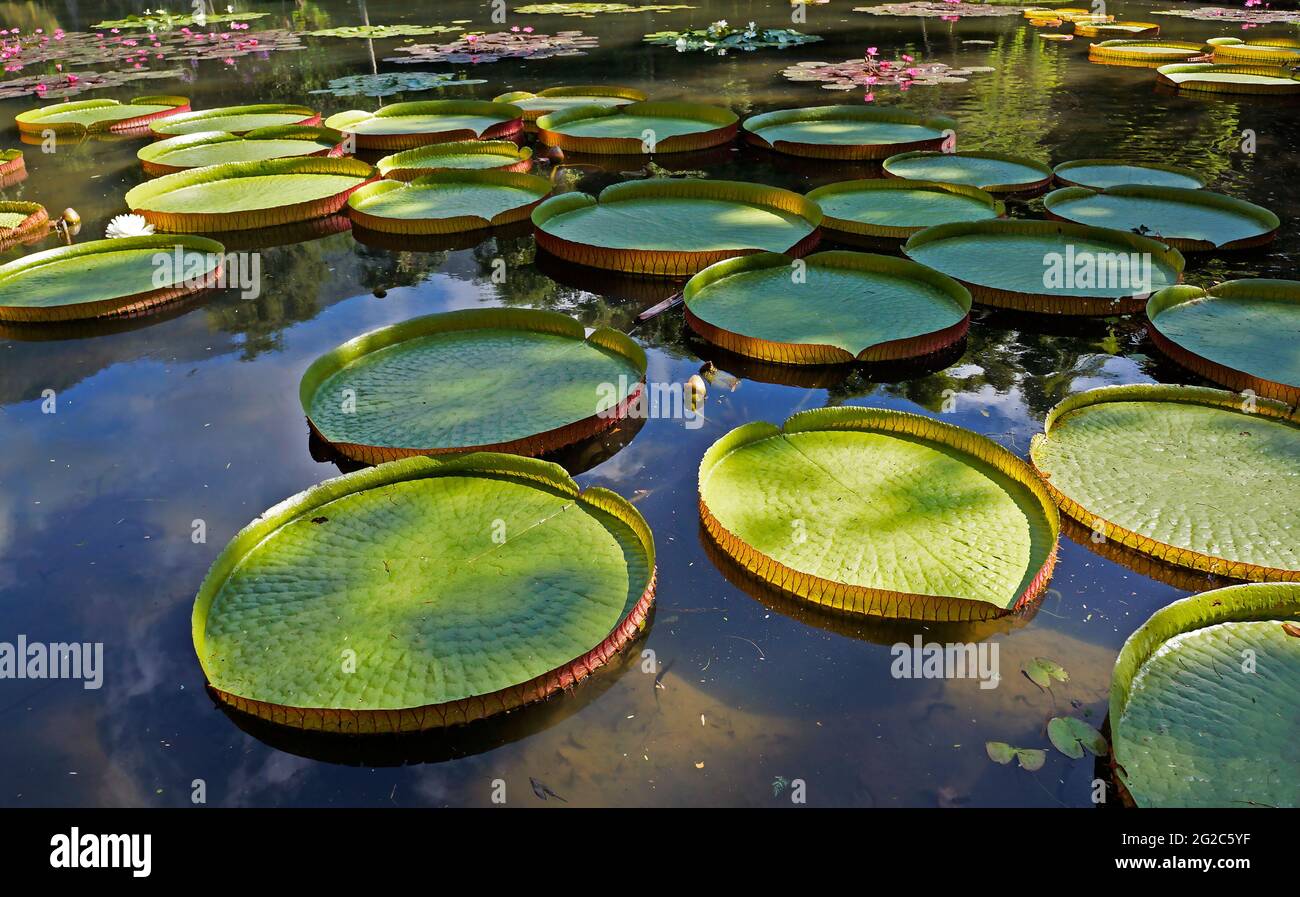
16 96 190 136
1053 158 1205 189
883 151 1053 194
347 170 551 235
699 407 1059 620
0 201 47 247
93 11 270 29
1156 62 1300 95
644 24 821 53
1074 20 1160 37
309 72 489 98
744 106 956 160
807 178 1003 242
137 126 344 176
537 101 738 154
377 140 533 180
192 452 656 732
1087 39 1205 67
151 104 321 138
306 25 464 39
325 100 525 150
1210 37 1300 65
494 85 647 120
1030 384 1300 581
1048 716 1108 758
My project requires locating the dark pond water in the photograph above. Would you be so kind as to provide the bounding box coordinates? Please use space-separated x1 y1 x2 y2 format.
0 0 1295 807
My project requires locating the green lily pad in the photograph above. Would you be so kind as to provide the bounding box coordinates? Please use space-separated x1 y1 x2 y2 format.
806 178 1003 242
1156 62 1300 95
150 104 320 138
325 100 524 150
306 25 465 39
347 170 551 235
683 250 970 365
1048 716 1108 759
494 86 647 120
516 3 695 15
93 11 269 29
1110 583 1300 808
1053 159 1205 190
137 126 343 175
192 453 656 732
536 100 738 154
698 406 1060 620
1023 656 1069 688
884 151 1053 194
1212 38 1300 65
986 742 1047 771
743 106 956 160
1146 280 1300 405
0 235 224 323
310 72 490 98
1030 384 1300 581
377 140 533 180
1088 39 1207 67
16 96 190 136
1044 184 1277 251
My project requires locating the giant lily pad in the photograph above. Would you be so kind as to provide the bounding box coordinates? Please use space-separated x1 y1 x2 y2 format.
192 452 656 733
1156 63 1300 95
883 151 1053 194
16 96 190 136
0 235 224 323
325 100 524 150
532 179 822 276
1110 583 1300 808
743 106 956 160
151 104 321 138
495 86 648 121
1146 280 1300 405
536 101 738 154
1030 384 1300 581
137 126 344 176
377 140 533 180
1074 20 1160 37
1087 39 1206 67
699 407 1059 620
1044 185 1278 251
347 170 551 235
683 250 970 365
125 157 375 232
903 220 1184 314
1211 37 1300 66
0 201 48 247
1053 158 1205 189
807 178 1004 242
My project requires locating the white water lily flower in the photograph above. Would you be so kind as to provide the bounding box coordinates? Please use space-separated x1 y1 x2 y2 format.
675 37 687 51
105 214 155 239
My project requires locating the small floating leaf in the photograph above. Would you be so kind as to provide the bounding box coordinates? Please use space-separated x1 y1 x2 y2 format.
1048 716 1108 759
1023 657 1069 689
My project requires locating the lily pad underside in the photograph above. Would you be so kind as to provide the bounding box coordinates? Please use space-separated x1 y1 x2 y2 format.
807 178 1004 241
883 151 1054 194
536 101 738 154
150 104 320 138
743 106 957 160
347 170 551 235
1044 184 1278 250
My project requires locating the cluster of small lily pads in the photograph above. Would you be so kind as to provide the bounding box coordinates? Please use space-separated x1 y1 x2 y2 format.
644 20 821 54
784 49 995 98
385 29 599 64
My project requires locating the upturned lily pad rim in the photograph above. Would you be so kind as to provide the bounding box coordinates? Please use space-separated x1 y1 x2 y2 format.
698 405 1061 621
16 95 191 135
148 103 320 137
536 100 739 154
1087 39 1208 66
806 178 1005 240
1156 62 1300 94
742 105 958 160
883 150 1054 194
1212 37 1300 65
1074 20 1160 37
137 126 345 175
0 234 225 323
1053 158 1206 189
1031 384 1300 582
376 139 533 180
1109 582 1300 807
346 169 552 235
1044 184 1279 250
324 100 526 149
494 85 648 120
1146 279 1300 404
192 451 657 733
683 249 971 364
0 200 48 244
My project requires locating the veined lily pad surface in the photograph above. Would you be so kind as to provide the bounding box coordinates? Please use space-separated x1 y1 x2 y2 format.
536 101 738 154
192 453 656 732
532 179 822 276
1044 184 1278 250
698 407 1059 620
494 85 647 120
1146 280 1300 404
137 127 344 176
16 96 190 135
150 104 321 137
347 170 551 235
0 235 224 323
1110 583 1300 808
883 151 1053 194
1053 158 1205 189
301 307 646 463
742 106 956 160
902 219 1184 314
324 101 525 150
1087 39 1207 67
1030 384 1300 581
377 140 533 180
806 178 1003 241
683 250 971 364
1156 62 1300 94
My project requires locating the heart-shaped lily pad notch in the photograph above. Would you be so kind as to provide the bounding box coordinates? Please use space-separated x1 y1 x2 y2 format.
1087 39 1207 67
301 307 646 465
807 178 1004 244
126 157 375 232
347 170 551 235
1048 716 1108 759
149 103 321 138
377 140 534 180
683 250 971 365
0 201 48 247
325 100 525 150
698 406 1060 621
1030 384 1300 581
986 741 1047 771
17 95 190 137
1052 158 1205 189
1110 583 1300 808
884 151 1054 194
1146 279 1300 405
536 101 738 154
743 105 956 160
192 452 657 733
1156 62 1300 95
137 126 346 176
495 85 648 122
0 235 224 323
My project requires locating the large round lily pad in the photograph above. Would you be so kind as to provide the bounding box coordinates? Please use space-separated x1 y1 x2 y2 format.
883 151 1053 194
1044 184 1278 251
533 179 822 276
1211 37 1300 65
902 219 1184 314
347 170 551 235
301 307 646 464
806 178 1003 242
192 453 656 733
150 103 320 138
1053 158 1205 189
1088 39 1206 67
125 157 375 232
16 95 189 136
0 235 224 323
742 105 956 160
699 407 1060 620
1030 384 1300 581
1110 583 1300 808
537 101 738 154
0 201 47 247
137 126 344 176
377 140 533 180
1156 62 1300 95
683 250 971 364
1074 20 1160 37
1146 280 1300 404
325 100 525 150
494 85 647 121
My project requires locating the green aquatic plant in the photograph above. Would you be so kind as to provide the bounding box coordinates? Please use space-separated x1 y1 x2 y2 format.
137 126 343 175
515 3 695 14
1047 716 1108 759
644 22 821 54
743 106 956 160
1052 159 1204 189
986 742 1047 771
782 57 996 93
386 30 600 64
1043 184 1278 250
855 2 1024 17
325 100 525 150
883 151 1053 193
306 24 464 38
150 104 320 138
309 72 488 98
0 69 186 101
92 11 270 29
1022 656 1068 689
15 96 190 136
377 140 533 180
347 170 551 235
807 179 1004 243
536 101 738 154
